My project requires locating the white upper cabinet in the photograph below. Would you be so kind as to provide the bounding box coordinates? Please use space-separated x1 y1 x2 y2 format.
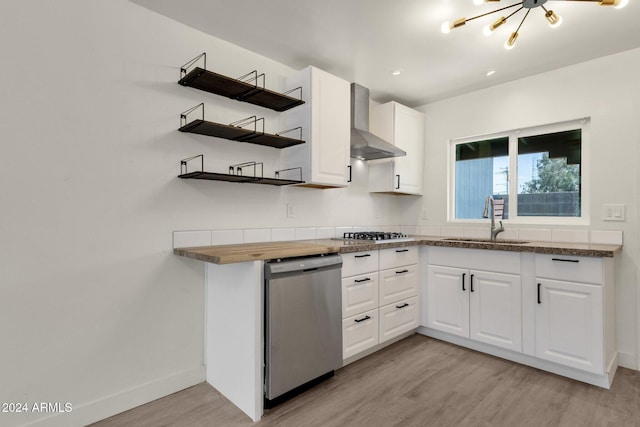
368 102 425 195
283 66 351 188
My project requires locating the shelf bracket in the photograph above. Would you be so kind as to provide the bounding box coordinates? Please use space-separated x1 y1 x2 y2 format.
180 154 204 175
276 126 302 141
180 52 206 79
282 86 303 102
229 161 264 179
275 167 303 182
180 103 204 127
229 116 265 140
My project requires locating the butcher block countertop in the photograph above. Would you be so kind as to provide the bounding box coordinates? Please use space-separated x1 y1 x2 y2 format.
174 235 622 265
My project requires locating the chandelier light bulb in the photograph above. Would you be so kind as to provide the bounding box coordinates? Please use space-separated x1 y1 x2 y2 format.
483 24 493 36
614 0 629 8
545 10 562 28
473 0 485 5
505 32 518 50
441 21 451 34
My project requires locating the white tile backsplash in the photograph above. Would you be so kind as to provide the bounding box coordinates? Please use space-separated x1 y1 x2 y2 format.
316 227 336 240
417 225 441 236
462 227 486 239
243 228 271 243
401 225 419 236
440 226 464 238
295 227 317 241
590 230 623 245
271 227 296 242
552 229 590 243
211 229 243 245
334 226 353 238
175 225 623 248
173 230 212 248
518 228 552 242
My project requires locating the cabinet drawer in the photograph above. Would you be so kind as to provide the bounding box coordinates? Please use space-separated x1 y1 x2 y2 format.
342 250 379 278
342 273 379 318
379 296 419 343
379 264 418 306
379 246 418 270
535 254 603 285
343 309 379 359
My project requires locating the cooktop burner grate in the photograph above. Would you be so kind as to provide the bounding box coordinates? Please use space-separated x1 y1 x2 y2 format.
342 231 409 241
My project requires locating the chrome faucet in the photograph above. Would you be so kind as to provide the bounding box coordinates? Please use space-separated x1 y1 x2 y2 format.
482 196 505 241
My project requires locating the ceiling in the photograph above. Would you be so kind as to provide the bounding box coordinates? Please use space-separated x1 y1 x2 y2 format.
131 0 640 107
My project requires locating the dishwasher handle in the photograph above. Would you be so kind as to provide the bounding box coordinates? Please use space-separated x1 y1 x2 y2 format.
265 254 342 279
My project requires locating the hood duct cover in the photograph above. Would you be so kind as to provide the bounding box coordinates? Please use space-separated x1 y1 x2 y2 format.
350 83 406 160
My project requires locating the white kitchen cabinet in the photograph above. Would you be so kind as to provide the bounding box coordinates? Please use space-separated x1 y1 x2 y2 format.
426 265 470 338
422 248 618 388
343 309 379 359
341 250 380 359
342 247 420 361
369 101 425 195
378 247 420 343
535 278 603 374
426 248 522 352
379 296 420 342
534 254 614 376
469 271 522 352
342 272 379 318
284 66 351 188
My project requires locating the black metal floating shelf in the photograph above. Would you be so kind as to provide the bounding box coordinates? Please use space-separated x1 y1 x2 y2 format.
178 171 303 186
178 67 304 112
178 155 304 187
179 119 304 149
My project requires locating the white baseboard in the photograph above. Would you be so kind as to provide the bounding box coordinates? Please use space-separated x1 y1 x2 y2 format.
418 327 616 389
20 366 205 427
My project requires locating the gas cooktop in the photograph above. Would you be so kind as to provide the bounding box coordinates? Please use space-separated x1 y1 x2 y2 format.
333 231 415 244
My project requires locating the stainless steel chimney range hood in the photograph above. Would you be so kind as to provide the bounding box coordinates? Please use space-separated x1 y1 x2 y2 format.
350 83 406 161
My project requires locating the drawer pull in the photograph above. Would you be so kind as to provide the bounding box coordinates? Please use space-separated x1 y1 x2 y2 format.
396 269 409 274
354 254 372 258
354 315 371 323
395 249 409 253
354 277 371 283
396 303 409 309
470 274 474 292
462 273 466 291
551 258 579 263
537 283 541 304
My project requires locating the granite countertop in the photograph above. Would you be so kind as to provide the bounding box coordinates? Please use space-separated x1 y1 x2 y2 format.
174 235 622 265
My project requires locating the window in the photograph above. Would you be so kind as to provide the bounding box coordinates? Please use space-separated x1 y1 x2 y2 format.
450 119 588 223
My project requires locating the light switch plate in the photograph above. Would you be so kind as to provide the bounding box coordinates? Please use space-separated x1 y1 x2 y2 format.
287 203 295 218
602 204 625 221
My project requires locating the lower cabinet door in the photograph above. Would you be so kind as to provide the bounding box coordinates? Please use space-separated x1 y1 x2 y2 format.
379 296 419 343
535 278 604 374
426 265 469 338
469 270 522 352
379 264 418 306
343 309 379 359
342 273 379 318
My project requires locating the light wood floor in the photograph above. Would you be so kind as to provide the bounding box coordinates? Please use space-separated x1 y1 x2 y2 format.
91 335 640 427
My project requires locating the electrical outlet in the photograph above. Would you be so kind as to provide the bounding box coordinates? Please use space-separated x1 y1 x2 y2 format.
602 204 625 221
421 209 429 220
287 204 295 218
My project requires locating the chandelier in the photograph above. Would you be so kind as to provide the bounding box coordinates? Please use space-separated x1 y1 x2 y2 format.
441 0 629 50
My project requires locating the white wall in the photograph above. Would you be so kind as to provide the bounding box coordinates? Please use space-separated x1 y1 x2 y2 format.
410 48 640 370
0 1 402 426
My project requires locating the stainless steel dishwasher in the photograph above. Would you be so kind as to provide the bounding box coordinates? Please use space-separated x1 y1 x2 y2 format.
264 253 342 407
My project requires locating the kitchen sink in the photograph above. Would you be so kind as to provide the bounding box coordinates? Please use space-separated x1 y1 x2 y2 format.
442 238 530 245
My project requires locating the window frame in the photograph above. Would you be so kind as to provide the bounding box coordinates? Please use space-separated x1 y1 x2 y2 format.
448 118 590 226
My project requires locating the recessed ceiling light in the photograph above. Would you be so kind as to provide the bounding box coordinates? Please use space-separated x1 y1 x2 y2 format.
486 70 496 77
391 69 402 76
